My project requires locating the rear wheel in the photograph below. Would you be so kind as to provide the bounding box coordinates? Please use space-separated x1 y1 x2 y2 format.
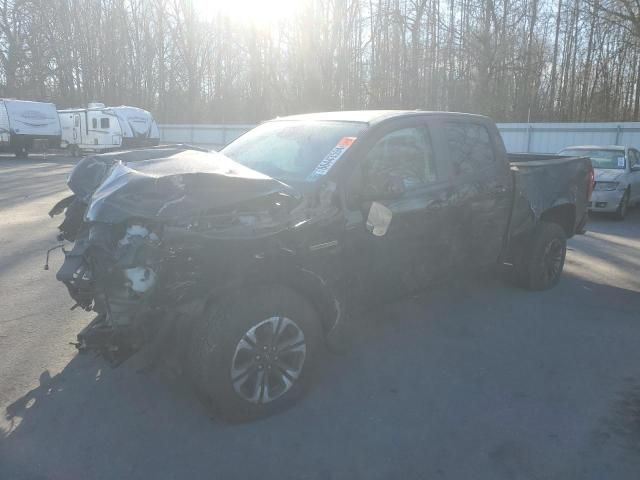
512 222 567 290
188 285 323 423
613 190 629 220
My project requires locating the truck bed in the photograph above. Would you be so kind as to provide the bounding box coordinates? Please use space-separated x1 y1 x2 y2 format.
506 153 592 240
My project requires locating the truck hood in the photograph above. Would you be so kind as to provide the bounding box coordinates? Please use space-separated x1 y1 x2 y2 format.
67 147 297 224
594 168 626 182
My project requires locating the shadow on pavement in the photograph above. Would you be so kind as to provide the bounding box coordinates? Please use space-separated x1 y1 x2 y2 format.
2 270 640 480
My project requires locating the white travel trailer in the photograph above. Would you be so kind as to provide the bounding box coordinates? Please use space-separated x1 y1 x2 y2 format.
0 99 61 157
58 103 160 156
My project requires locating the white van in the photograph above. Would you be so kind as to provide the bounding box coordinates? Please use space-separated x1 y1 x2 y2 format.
0 99 61 157
58 103 160 156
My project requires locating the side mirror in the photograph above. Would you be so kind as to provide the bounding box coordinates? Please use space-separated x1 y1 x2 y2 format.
365 201 393 236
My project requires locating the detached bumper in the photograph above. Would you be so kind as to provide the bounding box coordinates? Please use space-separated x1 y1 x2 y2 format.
588 190 624 213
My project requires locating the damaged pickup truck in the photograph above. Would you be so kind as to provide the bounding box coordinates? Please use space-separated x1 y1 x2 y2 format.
49 111 593 421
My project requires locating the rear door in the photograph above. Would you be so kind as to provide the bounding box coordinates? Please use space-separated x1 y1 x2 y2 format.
432 119 513 269
343 116 454 303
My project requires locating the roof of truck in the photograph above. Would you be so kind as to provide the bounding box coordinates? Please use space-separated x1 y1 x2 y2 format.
271 110 489 125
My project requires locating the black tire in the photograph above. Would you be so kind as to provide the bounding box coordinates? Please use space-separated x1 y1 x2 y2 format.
513 222 567 291
189 284 323 423
613 190 629 220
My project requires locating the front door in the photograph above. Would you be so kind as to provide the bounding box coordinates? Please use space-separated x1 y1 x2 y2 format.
343 118 453 304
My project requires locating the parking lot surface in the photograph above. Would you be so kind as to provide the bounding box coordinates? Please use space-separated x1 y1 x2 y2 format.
1 155 640 480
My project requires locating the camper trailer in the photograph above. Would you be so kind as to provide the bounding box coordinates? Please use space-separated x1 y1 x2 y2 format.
0 99 61 157
58 103 160 156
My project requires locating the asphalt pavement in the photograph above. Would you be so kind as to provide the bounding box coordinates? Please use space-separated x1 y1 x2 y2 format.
1 154 640 480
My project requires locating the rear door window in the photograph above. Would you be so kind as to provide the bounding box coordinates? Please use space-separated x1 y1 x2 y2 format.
445 122 495 175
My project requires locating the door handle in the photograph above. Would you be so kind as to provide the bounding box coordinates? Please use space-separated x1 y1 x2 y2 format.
491 185 508 194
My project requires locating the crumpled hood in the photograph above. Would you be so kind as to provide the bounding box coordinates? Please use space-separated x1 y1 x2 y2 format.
68 147 297 224
594 168 626 183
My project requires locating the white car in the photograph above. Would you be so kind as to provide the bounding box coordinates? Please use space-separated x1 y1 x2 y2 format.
559 145 640 219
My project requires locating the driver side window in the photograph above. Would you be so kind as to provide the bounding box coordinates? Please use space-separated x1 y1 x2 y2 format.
363 126 437 197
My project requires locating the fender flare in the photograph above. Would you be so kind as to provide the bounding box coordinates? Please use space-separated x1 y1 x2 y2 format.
203 253 345 345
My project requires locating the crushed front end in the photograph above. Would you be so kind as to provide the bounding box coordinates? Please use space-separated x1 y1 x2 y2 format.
49 146 298 365
56 219 167 364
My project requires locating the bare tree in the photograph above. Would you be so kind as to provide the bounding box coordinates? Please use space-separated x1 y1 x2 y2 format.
0 0 637 122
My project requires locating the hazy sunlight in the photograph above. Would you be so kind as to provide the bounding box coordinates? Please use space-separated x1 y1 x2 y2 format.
193 0 301 26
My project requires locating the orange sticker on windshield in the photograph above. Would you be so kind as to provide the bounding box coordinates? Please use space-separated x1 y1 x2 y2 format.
337 137 356 147
307 137 357 180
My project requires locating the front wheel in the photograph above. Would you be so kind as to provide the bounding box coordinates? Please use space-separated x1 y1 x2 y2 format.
512 222 567 291
188 285 323 422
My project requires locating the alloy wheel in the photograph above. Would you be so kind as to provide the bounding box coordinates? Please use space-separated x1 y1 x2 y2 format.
230 316 306 404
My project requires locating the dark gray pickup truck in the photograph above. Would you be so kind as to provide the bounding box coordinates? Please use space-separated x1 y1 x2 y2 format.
49 111 593 421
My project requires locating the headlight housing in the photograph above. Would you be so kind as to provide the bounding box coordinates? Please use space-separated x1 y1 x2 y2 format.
594 181 619 191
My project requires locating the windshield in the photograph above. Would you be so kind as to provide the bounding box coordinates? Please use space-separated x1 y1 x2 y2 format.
220 120 366 182
560 148 626 169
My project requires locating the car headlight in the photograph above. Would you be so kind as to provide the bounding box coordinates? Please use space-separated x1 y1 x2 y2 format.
594 181 619 191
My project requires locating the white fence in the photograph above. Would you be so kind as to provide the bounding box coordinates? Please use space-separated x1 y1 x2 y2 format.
158 124 255 150
159 122 640 153
496 123 640 153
